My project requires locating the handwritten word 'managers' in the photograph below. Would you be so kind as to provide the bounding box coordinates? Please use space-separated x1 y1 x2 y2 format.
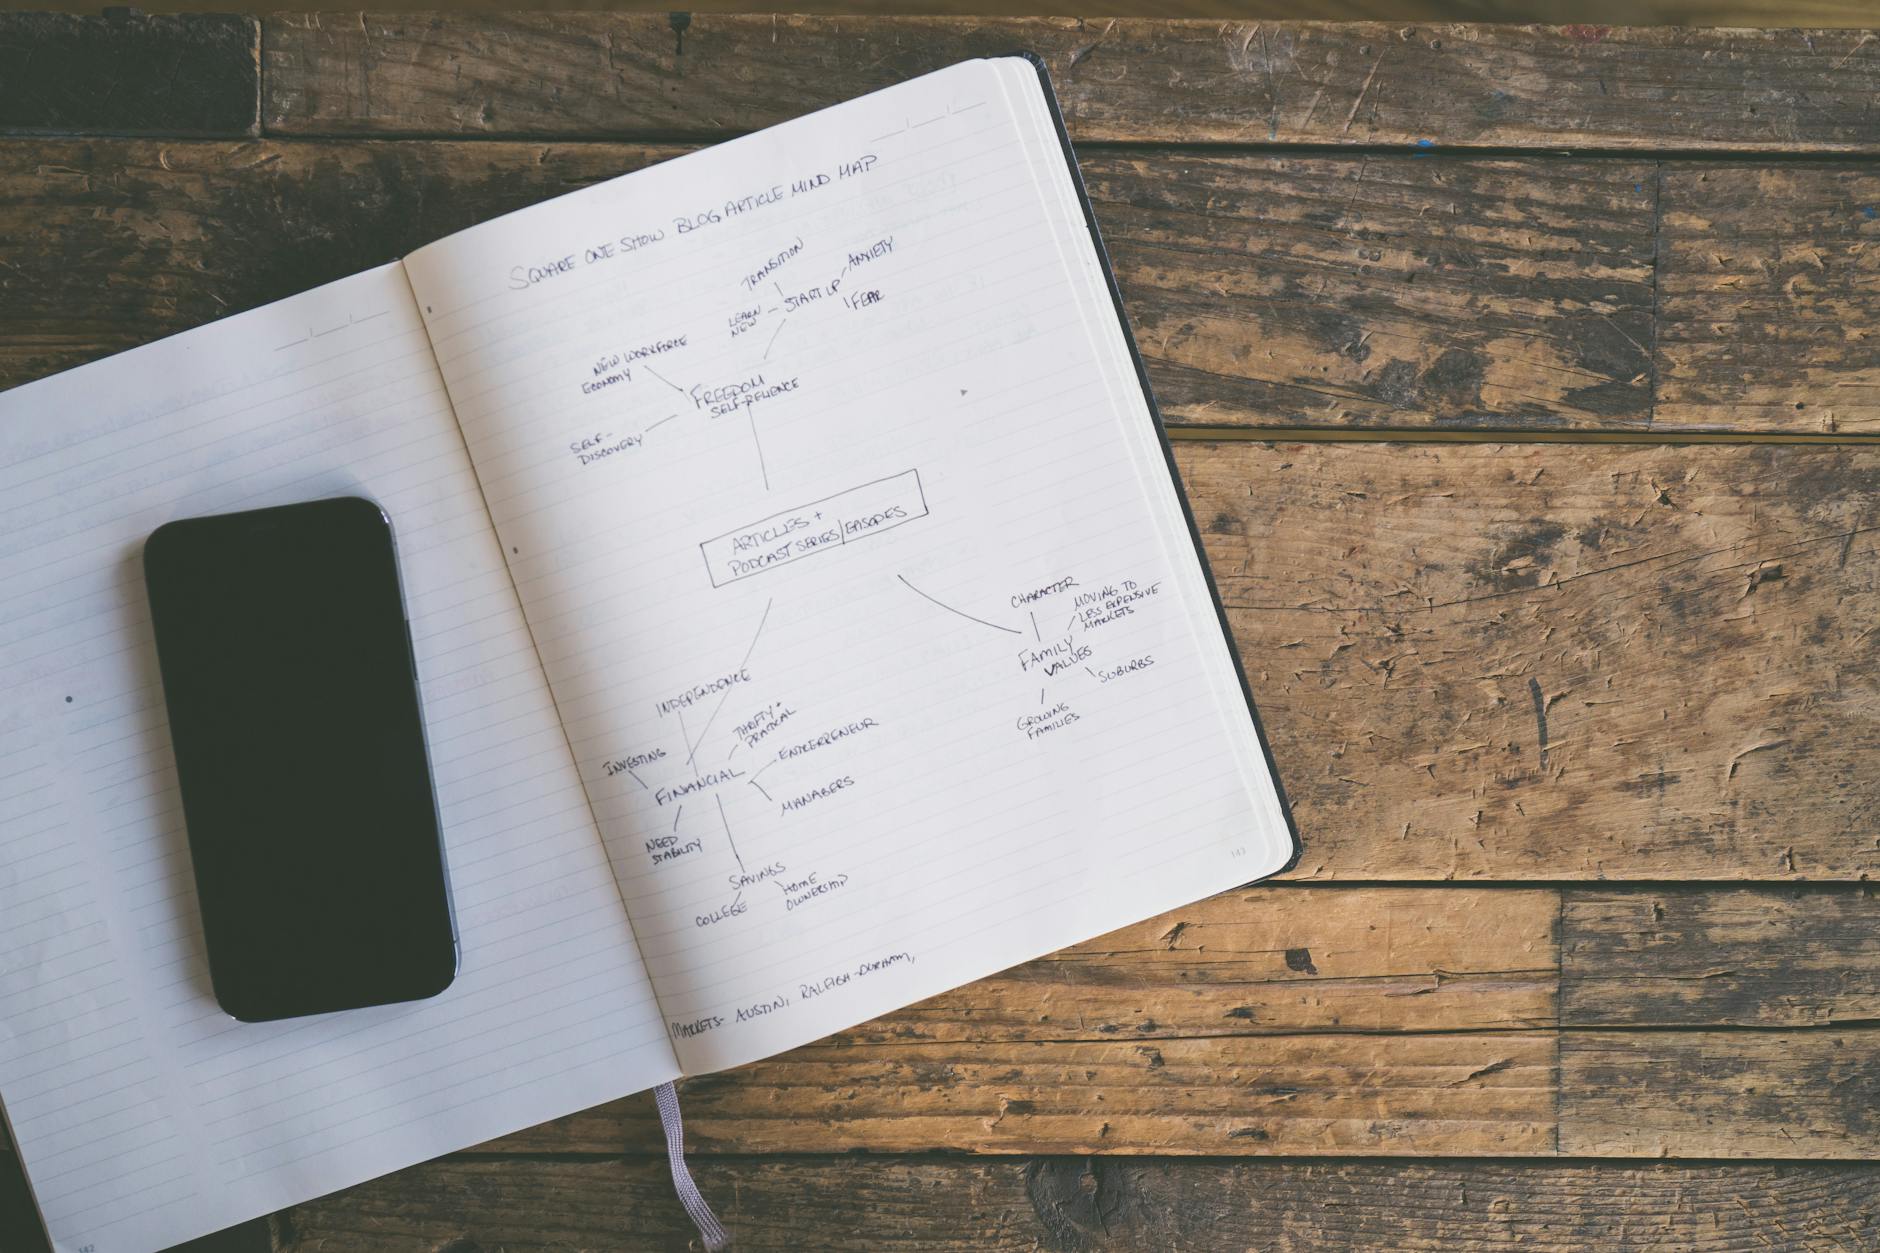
780 775 854 815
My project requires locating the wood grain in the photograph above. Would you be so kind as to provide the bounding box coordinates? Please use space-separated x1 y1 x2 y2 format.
274 1156 1880 1251
11 138 1859 434
1563 888 1880 1028
5 15 1880 1235
0 139 660 391
0 166 1869 878
839 886 1558 1044
0 13 258 138
489 1032 1560 1156
1085 151 1657 430
1561 1030 1880 1158
1657 163 1880 434
1180 440 1880 881
260 16 1880 154
8 883 1871 1236
483 1027 1880 1159
832 886 1880 1044
458 886 1880 1158
19 139 1880 434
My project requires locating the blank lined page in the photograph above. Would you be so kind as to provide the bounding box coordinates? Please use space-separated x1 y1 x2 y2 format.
404 57 1294 1075
0 265 676 1253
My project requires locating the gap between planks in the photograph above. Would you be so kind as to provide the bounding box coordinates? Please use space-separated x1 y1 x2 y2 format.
230 131 1880 162
9 1142 1880 1168
1164 425 1880 446
407 1149 1880 1166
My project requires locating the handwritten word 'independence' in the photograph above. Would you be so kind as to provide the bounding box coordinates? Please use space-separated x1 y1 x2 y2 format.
506 155 882 291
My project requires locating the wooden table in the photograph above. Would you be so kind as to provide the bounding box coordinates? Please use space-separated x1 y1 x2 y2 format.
2 12 1877 1250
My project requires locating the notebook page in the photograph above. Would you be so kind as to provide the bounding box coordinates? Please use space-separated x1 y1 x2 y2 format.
0 264 676 1253
403 58 1294 1076
991 58 1289 824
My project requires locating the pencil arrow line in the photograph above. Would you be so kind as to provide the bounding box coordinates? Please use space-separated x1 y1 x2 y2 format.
687 597 774 766
644 364 685 395
715 794 745 874
896 573 1023 635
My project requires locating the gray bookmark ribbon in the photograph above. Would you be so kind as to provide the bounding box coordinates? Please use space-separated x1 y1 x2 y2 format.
653 1081 730 1250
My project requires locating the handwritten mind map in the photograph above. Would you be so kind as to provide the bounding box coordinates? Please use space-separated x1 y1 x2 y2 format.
590 540 1176 1046
552 217 895 493
394 60 1279 1068
528 146 1010 502
526 134 1189 1042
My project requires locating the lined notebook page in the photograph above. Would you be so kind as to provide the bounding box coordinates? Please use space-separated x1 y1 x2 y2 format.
405 57 1294 1075
0 265 676 1253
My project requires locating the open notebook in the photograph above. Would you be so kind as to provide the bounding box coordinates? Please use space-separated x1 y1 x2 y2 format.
0 56 1297 1251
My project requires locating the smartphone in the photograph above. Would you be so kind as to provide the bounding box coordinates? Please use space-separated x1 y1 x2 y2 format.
143 496 457 1022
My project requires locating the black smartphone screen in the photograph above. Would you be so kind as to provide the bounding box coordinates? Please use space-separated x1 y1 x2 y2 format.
143 496 457 1022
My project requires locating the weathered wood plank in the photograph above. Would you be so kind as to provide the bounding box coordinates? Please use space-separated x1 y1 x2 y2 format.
1561 1031 1880 1158
842 886 1558 1044
489 1033 1560 1156
1657 163 1880 434
0 13 258 137
1563 888 1880 1029
487 1030 1880 1159
9 888 1870 1194
868 884 1880 1047
0 140 682 392
23 140 1880 435
1087 152 1656 430
275 1156 1880 1251
0 157 1870 881
0 139 1713 433
1180 440 1880 881
463 887 1879 1158
260 16 1880 154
